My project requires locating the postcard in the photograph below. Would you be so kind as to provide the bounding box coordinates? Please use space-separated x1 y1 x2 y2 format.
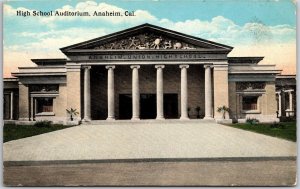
3 0 296 186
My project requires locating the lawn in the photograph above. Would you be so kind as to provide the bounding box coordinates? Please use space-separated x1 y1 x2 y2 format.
224 122 296 142
3 124 74 143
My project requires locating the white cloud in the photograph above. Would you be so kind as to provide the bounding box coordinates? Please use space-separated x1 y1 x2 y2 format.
3 4 31 16
161 16 295 46
4 27 109 77
7 28 108 52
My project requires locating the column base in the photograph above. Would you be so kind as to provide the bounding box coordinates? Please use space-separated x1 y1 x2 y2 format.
156 117 165 120
19 118 30 121
215 118 232 124
131 117 140 121
180 116 190 120
106 117 115 121
82 118 91 122
203 116 214 120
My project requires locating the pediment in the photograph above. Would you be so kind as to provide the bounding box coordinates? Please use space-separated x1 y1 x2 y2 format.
60 23 233 52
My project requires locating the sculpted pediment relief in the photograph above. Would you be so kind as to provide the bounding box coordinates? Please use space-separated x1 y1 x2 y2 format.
82 33 201 50
62 24 233 52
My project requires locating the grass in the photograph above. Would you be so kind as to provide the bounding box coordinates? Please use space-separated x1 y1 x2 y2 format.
3 124 74 143
224 122 296 142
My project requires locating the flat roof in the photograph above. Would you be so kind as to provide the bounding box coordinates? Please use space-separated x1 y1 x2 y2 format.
31 59 67 66
228 57 264 64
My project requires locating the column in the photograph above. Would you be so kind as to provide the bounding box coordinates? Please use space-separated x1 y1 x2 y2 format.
204 65 213 119
83 66 91 121
131 65 140 120
288 91 293 111
30 97 34 121
179 65 189 120
277 92 282 117
34 98 37 117
280 90 286 118
106 65 115 120
155 65 165 120
10 91 14 120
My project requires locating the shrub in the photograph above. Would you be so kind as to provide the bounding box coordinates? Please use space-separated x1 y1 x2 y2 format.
34 120 52 128
246 118 259 125
270 122 285 129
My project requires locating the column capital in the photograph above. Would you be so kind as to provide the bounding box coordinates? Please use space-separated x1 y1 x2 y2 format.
82 65 91 70
105 65 116 69
130 65 140 69
203 64 213 69
155 65 165 69
284 89 294 93
179 64 189 69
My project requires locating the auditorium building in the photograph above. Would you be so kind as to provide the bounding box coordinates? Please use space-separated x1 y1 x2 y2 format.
4 23 295 124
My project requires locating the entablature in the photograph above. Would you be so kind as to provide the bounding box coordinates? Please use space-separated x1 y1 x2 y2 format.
12 66 66 77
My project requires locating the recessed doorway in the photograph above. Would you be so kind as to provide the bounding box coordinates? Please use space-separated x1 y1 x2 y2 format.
140 94 156 119
119 94 132 119
164 94 178 119
119 93 178 120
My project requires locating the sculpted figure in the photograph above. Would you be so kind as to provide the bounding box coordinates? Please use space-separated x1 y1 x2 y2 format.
163 40 172 49
110 42 116 49
145 42 150 49
128 37 139 49
173 42 182 49
182 44 195 49
118 40 126 49
151 37 162 49
95 45 105 50
137 45 146 49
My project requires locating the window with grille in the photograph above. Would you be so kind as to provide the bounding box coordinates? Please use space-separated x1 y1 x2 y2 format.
37 98 53 113
242 96 258 111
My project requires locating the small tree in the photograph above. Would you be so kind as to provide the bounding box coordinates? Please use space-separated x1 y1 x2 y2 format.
217 106 230 119
66 108 79 121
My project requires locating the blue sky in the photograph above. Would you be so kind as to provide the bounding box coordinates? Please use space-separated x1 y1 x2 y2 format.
3 0 296 76
6 0 296 25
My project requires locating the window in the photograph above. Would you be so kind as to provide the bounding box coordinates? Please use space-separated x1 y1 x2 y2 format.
36 98 53 113
242 96 258 111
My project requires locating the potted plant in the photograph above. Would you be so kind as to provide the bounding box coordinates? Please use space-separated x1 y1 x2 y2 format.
217 106 230 119
66 108 79 121
195 106 201 118
187 107 191 117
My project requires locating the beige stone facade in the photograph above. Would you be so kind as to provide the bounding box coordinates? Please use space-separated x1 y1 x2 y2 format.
4 24 288 124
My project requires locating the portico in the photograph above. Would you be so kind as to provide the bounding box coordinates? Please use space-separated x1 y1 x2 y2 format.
82 63 215 121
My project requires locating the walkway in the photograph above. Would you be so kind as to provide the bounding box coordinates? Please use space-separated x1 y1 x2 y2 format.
3 121 296 162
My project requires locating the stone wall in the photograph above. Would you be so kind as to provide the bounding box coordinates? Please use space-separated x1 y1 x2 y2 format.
229 81 278 122
18 83 29 121
53 83 68 120
228 82 237 120
213 66 229 119
66 71 81 120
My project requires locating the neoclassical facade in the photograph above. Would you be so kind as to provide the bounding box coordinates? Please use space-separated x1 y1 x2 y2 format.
4 23 289 124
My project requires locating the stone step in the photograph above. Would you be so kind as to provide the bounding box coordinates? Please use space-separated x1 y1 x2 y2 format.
82 119 215 125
